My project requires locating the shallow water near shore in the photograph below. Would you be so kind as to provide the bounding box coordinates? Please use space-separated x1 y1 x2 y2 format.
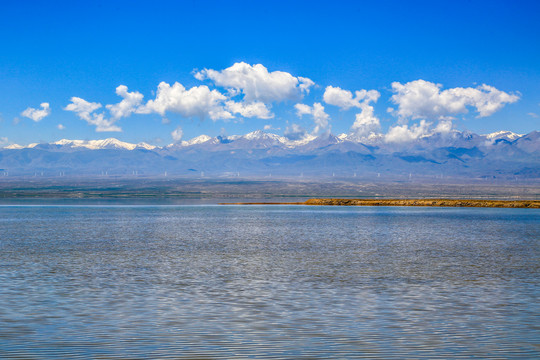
0 204 539 359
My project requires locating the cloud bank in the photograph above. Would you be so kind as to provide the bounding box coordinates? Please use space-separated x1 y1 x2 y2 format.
390 80 519 121
52 62 520 141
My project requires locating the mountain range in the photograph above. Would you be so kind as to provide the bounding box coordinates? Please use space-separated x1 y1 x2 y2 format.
1 130 538 181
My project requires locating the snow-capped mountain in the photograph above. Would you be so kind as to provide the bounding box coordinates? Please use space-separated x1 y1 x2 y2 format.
52 138 156 150
1 130 538 180
484 131 523 141
5 138 156 151
178 134 213 147
4 130 529 152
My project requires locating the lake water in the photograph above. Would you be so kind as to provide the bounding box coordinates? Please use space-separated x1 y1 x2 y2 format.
0 204 539 359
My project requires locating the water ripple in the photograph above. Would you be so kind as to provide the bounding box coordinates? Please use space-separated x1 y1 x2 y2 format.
0 205 538 358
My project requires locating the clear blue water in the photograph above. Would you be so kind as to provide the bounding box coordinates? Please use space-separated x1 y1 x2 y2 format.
0 204 539 359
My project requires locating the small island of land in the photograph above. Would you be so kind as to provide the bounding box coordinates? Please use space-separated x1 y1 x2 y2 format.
220 198 540 208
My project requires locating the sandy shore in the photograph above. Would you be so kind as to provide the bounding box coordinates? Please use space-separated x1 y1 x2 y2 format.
220 198 540 208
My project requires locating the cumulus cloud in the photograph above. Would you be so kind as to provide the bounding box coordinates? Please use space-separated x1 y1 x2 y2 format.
65 86 145 132
528 112 538 118
284 123 307 140
323 86 380 110
171 126 183 142
57 124 65 130
433 120 453 133
21 103 51 122
0 137 8 146
64 79 276 133
106 85 144 119
295 102 330 135
390 80 519 121
384 118 454 143
385 120 432 143
322 85 382 139
64 97 121 132
225 101 273 119
195 62 314 103
138 82 233 120
350 103 381 139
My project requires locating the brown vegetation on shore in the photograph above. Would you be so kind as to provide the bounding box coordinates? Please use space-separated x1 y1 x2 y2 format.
221 199 540 208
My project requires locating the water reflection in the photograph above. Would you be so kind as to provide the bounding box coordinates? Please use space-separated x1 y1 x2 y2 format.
0 205 539 358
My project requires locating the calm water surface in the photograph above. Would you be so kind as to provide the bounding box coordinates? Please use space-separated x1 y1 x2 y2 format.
0 204 539 359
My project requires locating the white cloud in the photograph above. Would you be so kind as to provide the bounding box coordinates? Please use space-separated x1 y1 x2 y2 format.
433 120 453 133
21 103 51 122
0 137 8 146
64 97 101 121
263 124 280 131
88 114 121 132
195 62 314 103
284 123 307 140
390 80 519 121
57 124 65 130
385 120 432 143
474 84 520 117
64 97 121 132
527 112 538 118
323 86 380 110
225 101 273 119
65 86 144 132
322 85 382 140
138 82 233 120
171 126 183 142
106 85 144 119
298 77 315 93
295 102 330 135
350 103 381 139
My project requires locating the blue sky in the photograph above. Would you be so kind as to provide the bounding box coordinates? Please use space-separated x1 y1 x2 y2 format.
1 0 539 146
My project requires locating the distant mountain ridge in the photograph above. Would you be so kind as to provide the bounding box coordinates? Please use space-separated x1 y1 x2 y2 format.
5 138 156 151
1 130 538 181
3 129 527 151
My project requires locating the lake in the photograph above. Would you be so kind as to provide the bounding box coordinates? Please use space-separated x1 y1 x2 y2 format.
0 203 539 359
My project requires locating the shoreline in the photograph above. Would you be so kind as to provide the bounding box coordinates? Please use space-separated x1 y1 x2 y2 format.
220 198 540 208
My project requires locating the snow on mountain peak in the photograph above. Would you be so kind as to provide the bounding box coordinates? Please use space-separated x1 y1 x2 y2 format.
180 134 213 146
484 131 523 141
136 142 156 150
244 130 266 140
51 138 136 150
4 144 24 149
2 129 535 152
242 130 288 144
48 138 156 150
